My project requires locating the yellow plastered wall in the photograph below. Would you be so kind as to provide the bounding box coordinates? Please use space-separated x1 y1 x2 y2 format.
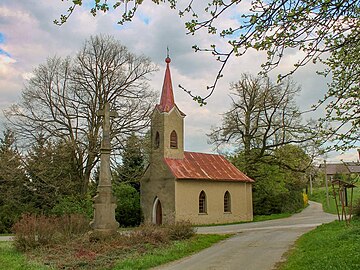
175 180 253 225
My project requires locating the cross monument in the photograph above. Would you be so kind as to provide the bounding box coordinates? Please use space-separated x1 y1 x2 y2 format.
90 102 119 233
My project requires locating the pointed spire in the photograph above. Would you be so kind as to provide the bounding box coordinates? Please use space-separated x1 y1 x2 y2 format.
158 54 175 112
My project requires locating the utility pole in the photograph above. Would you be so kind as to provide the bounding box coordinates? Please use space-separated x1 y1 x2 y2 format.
324 160 330 208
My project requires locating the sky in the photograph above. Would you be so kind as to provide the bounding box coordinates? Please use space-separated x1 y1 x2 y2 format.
0 0 358 162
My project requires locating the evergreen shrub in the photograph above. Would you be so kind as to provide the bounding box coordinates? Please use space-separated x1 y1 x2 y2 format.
50 196 93 218
113 183 142 227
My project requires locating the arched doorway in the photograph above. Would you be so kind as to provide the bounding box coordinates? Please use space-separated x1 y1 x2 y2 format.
152 197 162 225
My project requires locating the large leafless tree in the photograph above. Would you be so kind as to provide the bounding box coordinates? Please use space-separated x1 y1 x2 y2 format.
5 35 158 194
55 1 360 150
208 74 320 172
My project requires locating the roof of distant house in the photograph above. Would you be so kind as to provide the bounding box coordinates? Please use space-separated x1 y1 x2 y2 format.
164 151 254 182
319 162 360 175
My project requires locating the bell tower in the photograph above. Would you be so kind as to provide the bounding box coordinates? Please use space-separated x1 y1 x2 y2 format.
151 56 185 160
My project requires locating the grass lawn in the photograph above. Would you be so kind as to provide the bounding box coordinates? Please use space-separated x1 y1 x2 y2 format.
278 186 360 270
0 234 229 270
277 219 360 270
0 242 48 270
113 234 229 270
309 185 360 215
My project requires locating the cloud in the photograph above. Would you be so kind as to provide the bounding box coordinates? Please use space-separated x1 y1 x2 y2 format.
0 0 355 161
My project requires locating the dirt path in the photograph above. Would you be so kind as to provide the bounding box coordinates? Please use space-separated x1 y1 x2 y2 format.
152 201 336 270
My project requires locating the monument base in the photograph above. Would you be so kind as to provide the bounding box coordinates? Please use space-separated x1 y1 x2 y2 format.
90 189 119 234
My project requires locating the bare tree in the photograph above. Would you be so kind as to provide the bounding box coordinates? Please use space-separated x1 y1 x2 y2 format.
208 74 320 172
54 1 360 150
5 35 158 195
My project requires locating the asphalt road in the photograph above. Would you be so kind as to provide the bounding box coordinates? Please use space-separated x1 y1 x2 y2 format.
152 201 337 270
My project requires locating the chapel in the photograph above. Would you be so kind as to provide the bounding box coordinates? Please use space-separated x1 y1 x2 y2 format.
140 56 254 225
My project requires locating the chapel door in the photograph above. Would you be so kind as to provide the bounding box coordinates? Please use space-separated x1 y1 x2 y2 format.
156 200 162 225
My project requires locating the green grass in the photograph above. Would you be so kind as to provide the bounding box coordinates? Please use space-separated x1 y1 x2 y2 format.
196 212 293 227
278 219 360 270
309 185 360 214
114 234 230 270
0 242 49 270
253 212 292 222
0 234 229 270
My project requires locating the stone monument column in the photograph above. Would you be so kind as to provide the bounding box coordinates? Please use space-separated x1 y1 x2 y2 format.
90 102 119 233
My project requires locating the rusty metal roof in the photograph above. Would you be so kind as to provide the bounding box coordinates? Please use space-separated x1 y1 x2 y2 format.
164 151 254 182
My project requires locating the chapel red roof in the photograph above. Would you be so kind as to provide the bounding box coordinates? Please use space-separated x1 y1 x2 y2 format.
164 151 254 182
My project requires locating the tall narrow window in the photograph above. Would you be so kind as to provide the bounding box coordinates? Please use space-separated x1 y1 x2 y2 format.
154 132 160 149
224 191 231 213
199 190 207 214
170 130 178 149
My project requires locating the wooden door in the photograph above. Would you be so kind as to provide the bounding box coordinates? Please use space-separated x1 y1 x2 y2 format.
156 200 162 225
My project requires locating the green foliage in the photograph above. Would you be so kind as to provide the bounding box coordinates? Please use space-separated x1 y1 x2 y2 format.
231 145 308 215
25 136 83 213
50 195 93 219
354 198 360 219
279 220 360 270
113 183 142 227
113 133 145 191
319 30 360 150
0 130 32 233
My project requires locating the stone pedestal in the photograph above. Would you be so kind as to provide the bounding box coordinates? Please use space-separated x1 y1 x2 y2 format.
90 186 119 232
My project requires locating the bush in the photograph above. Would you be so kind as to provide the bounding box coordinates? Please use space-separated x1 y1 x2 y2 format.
113 183 142 227
128 222 195 246
12 214 58 251
166 221 195 240
130 224 169 246
12 213 90 251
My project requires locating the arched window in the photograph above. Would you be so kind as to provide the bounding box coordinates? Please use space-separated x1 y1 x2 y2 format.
170 130 178 149
154 131 160 149
224 191 231 213
199 190 207 214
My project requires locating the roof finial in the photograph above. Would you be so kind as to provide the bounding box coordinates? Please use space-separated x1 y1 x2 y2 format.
165 46 171 63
